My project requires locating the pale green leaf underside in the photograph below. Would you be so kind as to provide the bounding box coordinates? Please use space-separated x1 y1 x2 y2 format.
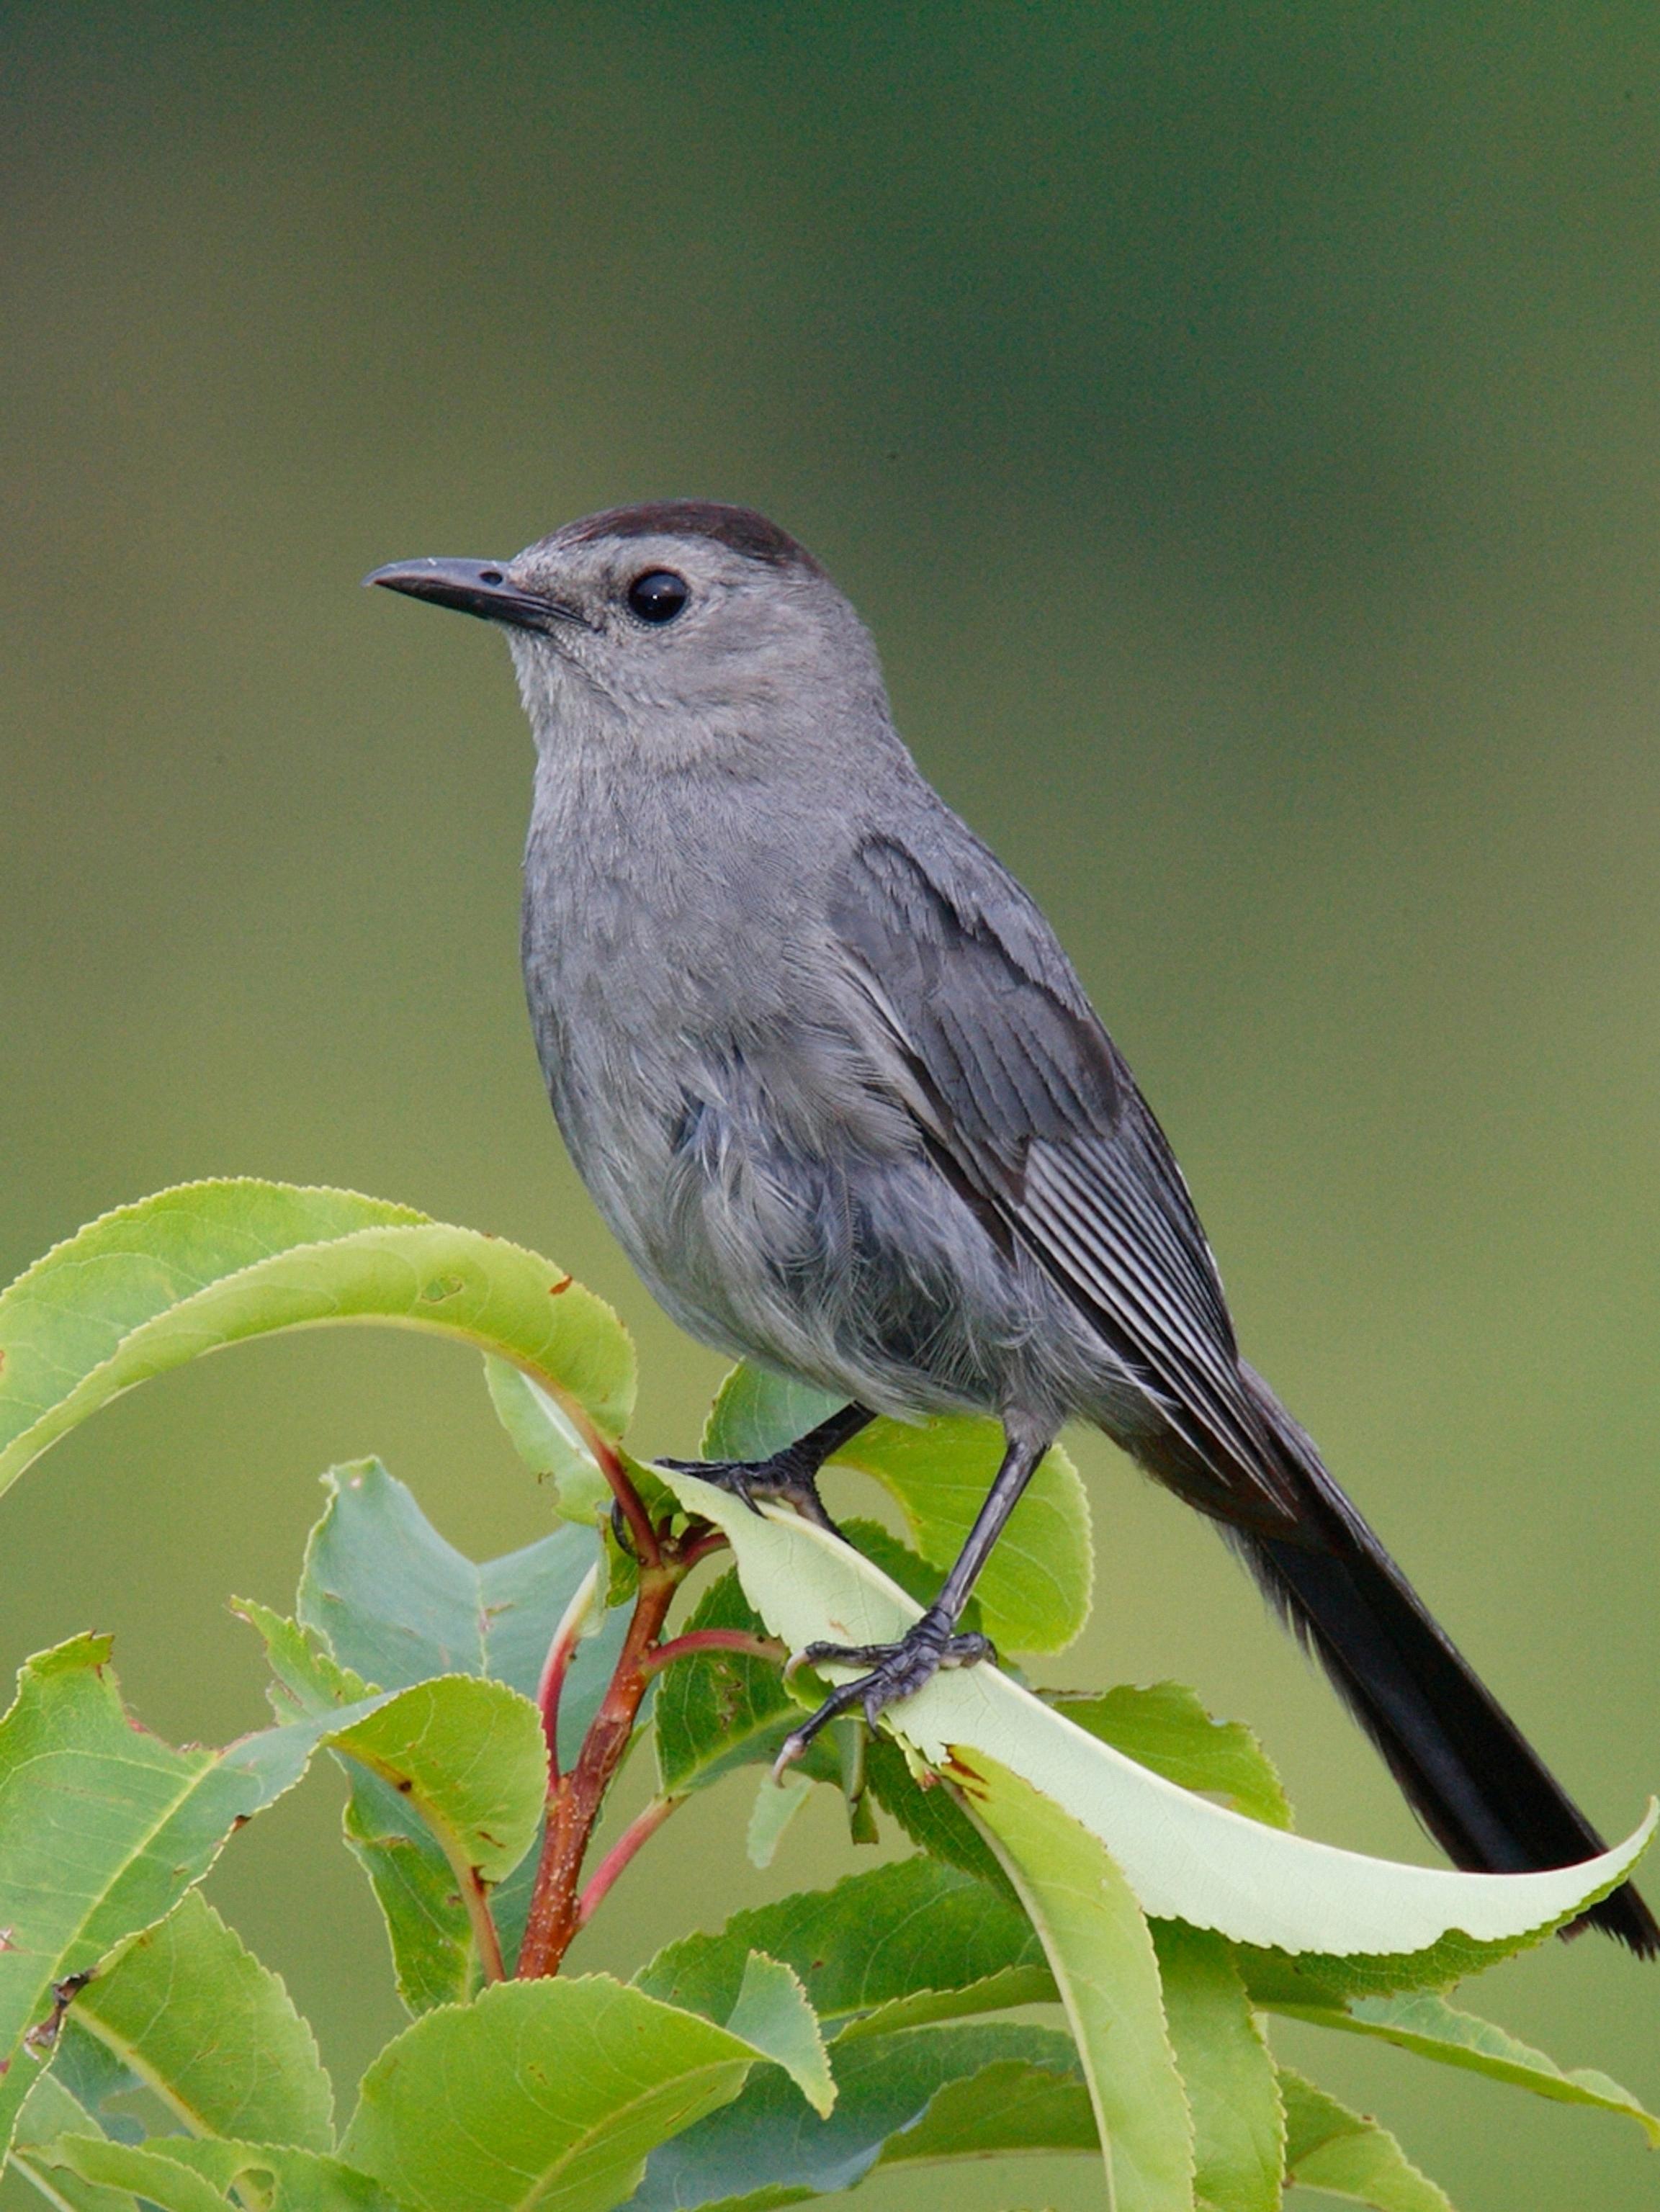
0 1179 636 1505
725 1953 836 2118
485 1359 614 1527
662 1473 1655 1963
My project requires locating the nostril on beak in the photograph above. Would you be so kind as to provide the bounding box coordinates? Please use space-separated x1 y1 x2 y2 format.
480 569 505 585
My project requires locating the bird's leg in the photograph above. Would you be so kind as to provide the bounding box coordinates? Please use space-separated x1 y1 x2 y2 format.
773 1418 1053 1773
658 1401 876 1533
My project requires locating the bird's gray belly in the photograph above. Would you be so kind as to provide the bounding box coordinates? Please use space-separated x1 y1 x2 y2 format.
542 1017 1126 1428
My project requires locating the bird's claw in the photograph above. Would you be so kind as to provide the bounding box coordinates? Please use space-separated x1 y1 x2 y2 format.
658 1453 840 1534
771 1615 995 1779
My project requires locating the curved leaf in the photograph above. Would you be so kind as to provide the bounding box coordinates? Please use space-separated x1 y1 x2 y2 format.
966 1755 1195 2212
1277 2069 1452 2211
724 1954 835 2119
662 1471 1656 1970
1151 1923 1281 2212
0 1637 332 2154
73 1892 333 2150
636 1856 1044 2036
9 2074 141 2212
40 2134 398 2212
1050 1685 1291 1830
341 1975 825 2212
1273 1989 1660 2146
624 2022 1082 2211
701 1364 1090 1652
0 1180 635 1503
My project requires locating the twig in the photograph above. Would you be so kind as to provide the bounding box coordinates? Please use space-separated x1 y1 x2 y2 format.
576 1795 685 1926
675 1524 730 1572
642 1628 786 1675
517 1563 679 1977
590 1431 660 1566
536 1560 603 1781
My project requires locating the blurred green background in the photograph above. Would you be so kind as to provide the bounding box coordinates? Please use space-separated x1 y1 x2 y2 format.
4 6 1659 2203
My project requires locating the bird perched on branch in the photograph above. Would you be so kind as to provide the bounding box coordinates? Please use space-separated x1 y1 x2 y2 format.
369 501 1655 1953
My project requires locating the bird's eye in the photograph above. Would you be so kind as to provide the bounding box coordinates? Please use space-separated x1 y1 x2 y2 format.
626 569 689 624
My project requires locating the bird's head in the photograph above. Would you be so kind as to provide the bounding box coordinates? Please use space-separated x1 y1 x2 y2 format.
367 501 888 767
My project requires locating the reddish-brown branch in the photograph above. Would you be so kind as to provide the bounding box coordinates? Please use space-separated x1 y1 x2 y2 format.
675 1525 730 1572
517 1564 678 1978
642 1628 786 1675
535 1569 602 1783
591 1432 660 1566
576 1795 685 1927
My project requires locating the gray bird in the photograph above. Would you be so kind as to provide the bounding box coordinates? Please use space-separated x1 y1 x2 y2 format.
369 501 1654 1951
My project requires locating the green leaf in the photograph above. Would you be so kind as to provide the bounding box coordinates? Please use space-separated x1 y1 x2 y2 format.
1277 2069 1452 2211
724 1954 835 2119
624 2023 1082 2210
326 1675 547 1886
662 1469 1657 1972
1273 1988 1660 2146
1152 1923 1281 2212
340 1975 822 2212
0 1637 329 2153
340 1768 485 2013
301 1460 580 1690
701 1366 1089 1654
485 1357 613 1527
700 1367 843 1462
9 2074 140 2212
235 1604 549 2008
1050 1686 1292 1830
269 1467 630 2008
636 1856 1046 2038
0 1179 635 1504
652 1571 802 1797
72 1891 333 2150
964 1754 1194 2212
40 2134 399 2212
295 1459 627 1759
875 2053 1098 2167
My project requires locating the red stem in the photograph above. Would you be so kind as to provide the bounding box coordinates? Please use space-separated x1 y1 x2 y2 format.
576 1795 684 1926
590 1431 660 1567
517 1564 679 1977
642 1628 786 1675
536 1571 601 1783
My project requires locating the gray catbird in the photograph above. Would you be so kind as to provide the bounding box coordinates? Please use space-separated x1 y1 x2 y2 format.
369 501 1654 1951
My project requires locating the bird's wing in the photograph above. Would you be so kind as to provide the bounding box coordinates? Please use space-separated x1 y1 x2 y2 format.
829 829 1298 1527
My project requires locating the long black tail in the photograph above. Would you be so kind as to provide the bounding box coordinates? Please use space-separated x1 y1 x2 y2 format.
1219 1368 1657 1954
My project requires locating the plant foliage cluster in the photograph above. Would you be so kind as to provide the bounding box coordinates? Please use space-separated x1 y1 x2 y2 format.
0 1182 1654 2211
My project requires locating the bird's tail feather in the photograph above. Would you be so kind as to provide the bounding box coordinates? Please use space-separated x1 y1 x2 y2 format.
1216 1367 1658 1955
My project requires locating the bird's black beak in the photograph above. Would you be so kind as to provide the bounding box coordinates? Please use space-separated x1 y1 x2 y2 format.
364 558 579 631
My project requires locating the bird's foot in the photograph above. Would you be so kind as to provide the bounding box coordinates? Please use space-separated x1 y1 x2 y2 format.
656 1450 840 1534
772 1609 995 1776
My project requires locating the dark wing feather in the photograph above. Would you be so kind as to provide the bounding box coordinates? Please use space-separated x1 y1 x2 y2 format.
830 830 1298 1529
